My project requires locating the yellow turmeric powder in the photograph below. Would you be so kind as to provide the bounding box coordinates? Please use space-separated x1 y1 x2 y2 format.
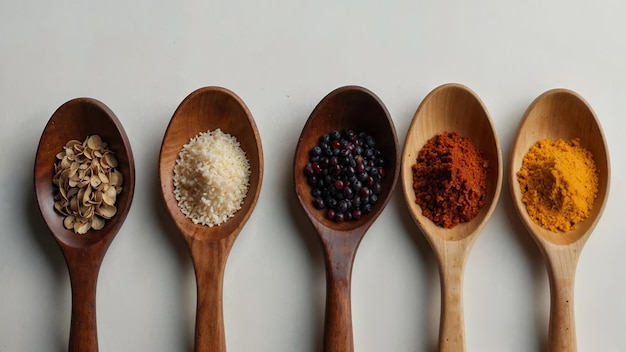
517 138 598 232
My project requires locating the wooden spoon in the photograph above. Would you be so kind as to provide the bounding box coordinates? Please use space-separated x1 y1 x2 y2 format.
401 83 502 351
293 86 400 352
34 98 136 352
509 88 610 351
159 86 263 352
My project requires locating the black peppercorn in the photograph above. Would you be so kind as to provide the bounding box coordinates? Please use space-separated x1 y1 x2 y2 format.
304 129 386 222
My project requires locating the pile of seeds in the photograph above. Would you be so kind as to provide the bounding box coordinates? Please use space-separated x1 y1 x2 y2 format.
304 129 386 222
53 135 123 234
173 129 250 227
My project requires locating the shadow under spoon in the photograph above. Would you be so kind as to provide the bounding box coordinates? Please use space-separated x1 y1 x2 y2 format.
34 98 136 352
293 85 400 352
159 86 264 352
401 83 503 352
509 88 610 351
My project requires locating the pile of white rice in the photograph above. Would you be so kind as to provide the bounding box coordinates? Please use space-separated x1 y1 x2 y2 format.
173 129 250 226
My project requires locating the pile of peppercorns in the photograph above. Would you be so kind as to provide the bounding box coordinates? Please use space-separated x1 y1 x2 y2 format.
304 129 386 222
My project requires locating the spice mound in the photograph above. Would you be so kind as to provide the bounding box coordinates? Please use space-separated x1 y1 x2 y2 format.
516 138 598 232
411 132 489 228
173 129 250 226
304 129 386 222
53 135 123 234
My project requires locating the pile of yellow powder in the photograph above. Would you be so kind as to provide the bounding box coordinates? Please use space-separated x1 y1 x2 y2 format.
517 138 598 232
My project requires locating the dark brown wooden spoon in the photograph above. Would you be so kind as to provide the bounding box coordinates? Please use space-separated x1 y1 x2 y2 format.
293 86 400 352
34 98 136 352
159 86 263 352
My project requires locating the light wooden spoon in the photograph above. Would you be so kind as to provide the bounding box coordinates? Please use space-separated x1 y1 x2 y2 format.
401 83 502 351
294 86 400 352
509 88 610 351
159 86 263 352
34 98 136 352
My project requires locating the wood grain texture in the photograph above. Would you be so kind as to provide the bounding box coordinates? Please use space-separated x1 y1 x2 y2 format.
293 86 400 352
400 83 503 352
34 98 136 352
509 89 610 352
159 86 263 352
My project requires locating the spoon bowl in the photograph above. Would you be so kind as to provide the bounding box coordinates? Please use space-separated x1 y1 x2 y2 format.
293 86 400 352
34 97 135 352
510 89 610 245
509 88 610 351
159 86 263 352
401 83 502 351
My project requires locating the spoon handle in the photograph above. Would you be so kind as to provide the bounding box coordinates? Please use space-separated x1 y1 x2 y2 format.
63 247 105 352
189 238 235 352
545 248 579 352
438 257 467 352
321 237 360 352
429 238 472 352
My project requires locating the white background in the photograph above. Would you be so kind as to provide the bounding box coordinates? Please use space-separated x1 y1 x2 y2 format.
1 1 625 351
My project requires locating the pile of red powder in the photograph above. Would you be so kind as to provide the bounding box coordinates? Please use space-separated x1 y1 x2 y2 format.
411 132 489 228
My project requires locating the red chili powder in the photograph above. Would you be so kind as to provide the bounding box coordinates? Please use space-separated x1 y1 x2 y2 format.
411 132 489 228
